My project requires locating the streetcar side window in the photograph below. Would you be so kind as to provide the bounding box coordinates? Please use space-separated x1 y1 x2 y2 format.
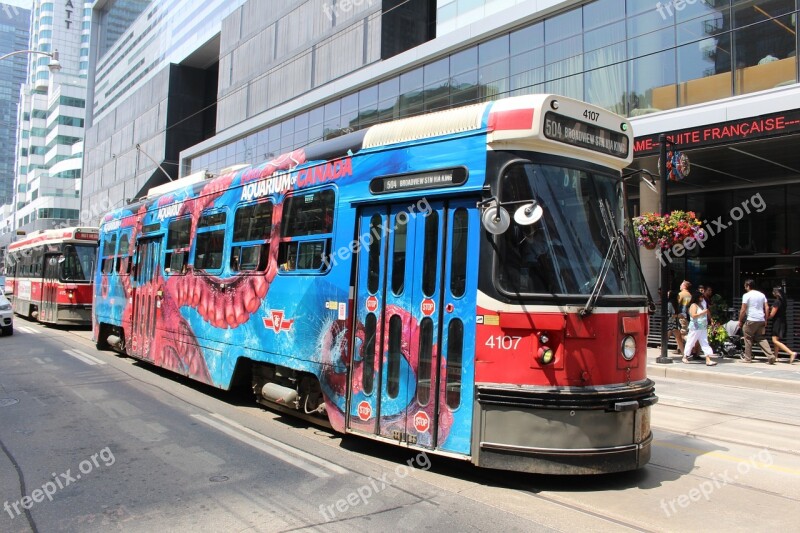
422 210 439 297
451 209 468 298
417 317 434 406
445 319 464 410
278 189 335 273
387 314 402 399
117 232 131 274
391 215 407 295
101 233 117 274
362 312 377 395
33 247 43 277
231 202 272 272
165 218 191 274
194 210 227 273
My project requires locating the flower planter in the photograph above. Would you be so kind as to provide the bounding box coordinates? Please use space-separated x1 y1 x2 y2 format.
632 210 702 250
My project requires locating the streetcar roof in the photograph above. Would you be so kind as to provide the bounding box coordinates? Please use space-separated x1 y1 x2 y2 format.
103 94 631 224
8 227 100 252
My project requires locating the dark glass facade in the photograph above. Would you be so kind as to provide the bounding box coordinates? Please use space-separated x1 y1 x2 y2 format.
0 3 30 208
188 0 800 176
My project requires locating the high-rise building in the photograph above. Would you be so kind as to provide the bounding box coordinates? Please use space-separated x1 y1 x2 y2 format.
0 2 30 219
83 0 800 308
9 0 91 236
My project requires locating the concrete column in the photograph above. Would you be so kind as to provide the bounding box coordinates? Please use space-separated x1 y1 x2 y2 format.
638 179 661 299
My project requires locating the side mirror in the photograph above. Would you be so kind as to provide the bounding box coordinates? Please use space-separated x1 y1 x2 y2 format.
481 206 510 235
513 202 543 226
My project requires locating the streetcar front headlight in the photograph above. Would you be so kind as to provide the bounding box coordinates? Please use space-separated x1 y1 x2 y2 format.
538 347 554 365
621 335 636 360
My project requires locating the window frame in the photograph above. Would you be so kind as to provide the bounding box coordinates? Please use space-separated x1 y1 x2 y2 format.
277 189 336 275
165 217 192 275
193 209 228 274
231 201 274 274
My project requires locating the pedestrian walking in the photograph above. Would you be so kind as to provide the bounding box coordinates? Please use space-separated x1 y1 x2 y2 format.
667 290 686 355
769 286 797 364
677 280 692 335
737 279 776 364
682 291 717 366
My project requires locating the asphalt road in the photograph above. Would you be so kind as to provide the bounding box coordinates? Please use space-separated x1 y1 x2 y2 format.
1 319 798 532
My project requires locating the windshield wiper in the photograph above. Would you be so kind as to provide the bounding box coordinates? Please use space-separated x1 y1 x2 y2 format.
580 197 624 316
580 230 621 316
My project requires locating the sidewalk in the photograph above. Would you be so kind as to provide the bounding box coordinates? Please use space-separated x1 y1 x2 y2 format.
646 346 800 394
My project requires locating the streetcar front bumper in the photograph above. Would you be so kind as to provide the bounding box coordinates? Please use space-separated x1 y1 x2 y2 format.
472 380 657 475
53 304 92 325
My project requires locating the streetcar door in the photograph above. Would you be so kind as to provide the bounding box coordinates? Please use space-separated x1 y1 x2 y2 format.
129 237 162 360
348 200 475 452
41 255 60 323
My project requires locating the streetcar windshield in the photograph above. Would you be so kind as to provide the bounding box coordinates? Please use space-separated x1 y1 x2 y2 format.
497 161 644 298
60 244 96 282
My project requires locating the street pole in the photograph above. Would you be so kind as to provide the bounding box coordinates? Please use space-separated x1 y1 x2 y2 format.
657 134 672 364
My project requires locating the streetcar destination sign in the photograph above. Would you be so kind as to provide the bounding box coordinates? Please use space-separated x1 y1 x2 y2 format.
543 112 629 158
370 167 467 194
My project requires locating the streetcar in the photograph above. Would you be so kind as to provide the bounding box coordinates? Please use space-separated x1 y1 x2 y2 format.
5 227 99 325
94 94 656 474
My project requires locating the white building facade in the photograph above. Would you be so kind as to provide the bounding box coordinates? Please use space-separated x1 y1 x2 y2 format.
6 0 91 236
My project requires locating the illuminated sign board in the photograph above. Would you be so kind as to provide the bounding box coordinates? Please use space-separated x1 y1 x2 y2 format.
543 112 630 158
370 168 467 194
633 109 800 156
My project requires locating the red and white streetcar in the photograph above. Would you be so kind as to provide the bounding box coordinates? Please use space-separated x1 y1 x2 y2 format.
4 227 99 325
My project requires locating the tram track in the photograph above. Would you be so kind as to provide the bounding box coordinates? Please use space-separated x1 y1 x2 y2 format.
655 394 800 430
28 322 800 529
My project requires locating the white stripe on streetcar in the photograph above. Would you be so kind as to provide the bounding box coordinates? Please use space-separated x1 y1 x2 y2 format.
191 414 335 478
209 412 349 474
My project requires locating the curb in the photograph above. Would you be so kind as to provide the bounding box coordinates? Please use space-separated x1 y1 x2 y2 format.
647 362 799 395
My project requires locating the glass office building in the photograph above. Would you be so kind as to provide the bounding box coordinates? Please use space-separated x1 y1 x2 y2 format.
83 0 800 319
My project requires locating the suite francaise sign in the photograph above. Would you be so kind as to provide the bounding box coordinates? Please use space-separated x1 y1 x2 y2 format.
633 109 800 156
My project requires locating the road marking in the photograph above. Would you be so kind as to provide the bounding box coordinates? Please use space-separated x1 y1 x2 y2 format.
192 414 345 478
17 326 36 334
62 349 106 366
208 412 348 474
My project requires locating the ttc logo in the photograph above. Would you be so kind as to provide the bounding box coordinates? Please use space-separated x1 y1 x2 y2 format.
263 310 294 333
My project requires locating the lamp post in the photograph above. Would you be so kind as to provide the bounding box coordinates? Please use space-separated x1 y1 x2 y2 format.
657 134 673 364
0 49 61 71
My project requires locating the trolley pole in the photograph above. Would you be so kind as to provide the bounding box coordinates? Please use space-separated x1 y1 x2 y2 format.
657 134 673 364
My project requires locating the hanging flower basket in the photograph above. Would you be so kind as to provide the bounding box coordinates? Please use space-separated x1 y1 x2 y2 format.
632 210 703 250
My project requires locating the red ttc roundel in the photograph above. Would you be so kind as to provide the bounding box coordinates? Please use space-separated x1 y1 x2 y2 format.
357 401 372 421
366 296 379 313
421 298 436 316
413 410 430 433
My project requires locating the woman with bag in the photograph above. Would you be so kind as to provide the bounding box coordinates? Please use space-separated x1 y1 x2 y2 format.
683 290 717 366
